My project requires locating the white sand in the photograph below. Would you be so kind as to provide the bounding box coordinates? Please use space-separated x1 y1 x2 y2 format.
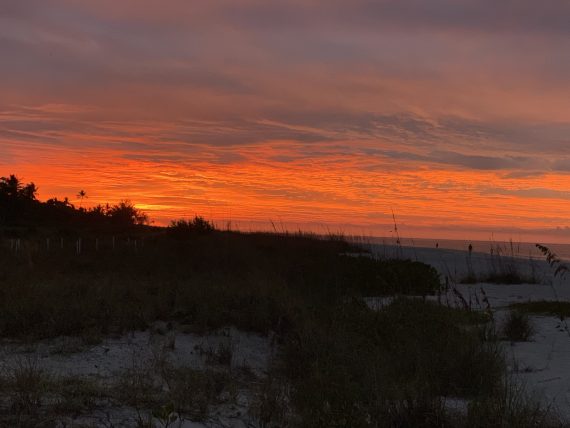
0 326 274 427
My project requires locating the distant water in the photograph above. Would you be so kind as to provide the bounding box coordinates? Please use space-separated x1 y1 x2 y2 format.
359 236 570 262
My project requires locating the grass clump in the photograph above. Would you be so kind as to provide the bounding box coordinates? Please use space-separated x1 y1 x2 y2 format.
510 301 570 319
285 298 504 427
344 257 442 296
460 241 541 285
484 271 539 286
7 358 50 415
467 377 561 428
162 367 233 421
460 266 539 286
502 310 534 342
0 231 440 340
251 375 295 428
114 361 235 423
52 376 108 415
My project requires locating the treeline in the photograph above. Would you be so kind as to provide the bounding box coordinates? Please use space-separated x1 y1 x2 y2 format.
0 174 148 234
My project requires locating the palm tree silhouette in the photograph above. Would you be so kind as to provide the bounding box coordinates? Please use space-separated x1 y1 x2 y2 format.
0 175 22 197
77 190 87 208
21 182 38 200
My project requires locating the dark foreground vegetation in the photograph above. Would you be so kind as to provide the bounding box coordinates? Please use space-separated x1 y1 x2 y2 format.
510 301 570 319
0 174 563 426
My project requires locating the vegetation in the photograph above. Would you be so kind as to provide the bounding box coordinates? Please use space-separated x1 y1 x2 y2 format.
510 301 570 319
536 244 569 280
0 174 562 426
167 216 215 238
0 174 148 233
286 298 506 427
460 242 540 285
502 310 535 342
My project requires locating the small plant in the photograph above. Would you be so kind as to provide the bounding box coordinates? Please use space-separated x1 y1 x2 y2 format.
162 367 232 421
152 402 179 428
196 342 233 366
53 376 107 415
251 375 294 428
213 342 233 366
536 244 569 280
8 357 50 414
502 310 534 342
115 356 162 409
467 376 560 427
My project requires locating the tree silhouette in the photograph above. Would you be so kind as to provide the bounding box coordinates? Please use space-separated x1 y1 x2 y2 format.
21 182 38 200
0 175 22 198
1 174 149 231
77 190 87 208
0 175 37 200
107 200 148 227
0 175 39 226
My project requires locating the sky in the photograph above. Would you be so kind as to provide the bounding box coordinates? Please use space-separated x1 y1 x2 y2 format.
1 0 569 242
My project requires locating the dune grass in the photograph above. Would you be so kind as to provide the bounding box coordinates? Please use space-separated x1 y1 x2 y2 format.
510 301 570 319
284 297 514 427
0 231 441 340
0 229 561 426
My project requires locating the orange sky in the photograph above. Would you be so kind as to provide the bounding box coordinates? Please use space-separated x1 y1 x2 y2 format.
1 1 569 243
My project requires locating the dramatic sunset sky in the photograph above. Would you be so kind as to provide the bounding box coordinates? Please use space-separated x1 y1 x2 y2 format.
1 1 569 241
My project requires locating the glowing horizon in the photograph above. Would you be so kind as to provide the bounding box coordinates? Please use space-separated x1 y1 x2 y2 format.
1 1 569 243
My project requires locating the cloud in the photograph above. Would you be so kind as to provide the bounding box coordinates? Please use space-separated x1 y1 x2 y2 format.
428 151 543 171
47 1 569 36
0 1 569 238
553 159 570 172
484 187 570 201
1 104 568 175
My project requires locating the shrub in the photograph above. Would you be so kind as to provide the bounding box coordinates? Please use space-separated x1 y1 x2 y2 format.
510 301 570 319
167 216 215 238
162 367 232 420
286 298 504 427
502 310 534 342
467 377 560 427
338 256 442 296
8 358 50 414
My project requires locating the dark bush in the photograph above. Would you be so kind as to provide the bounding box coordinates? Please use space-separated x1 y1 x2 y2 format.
167 216 215 239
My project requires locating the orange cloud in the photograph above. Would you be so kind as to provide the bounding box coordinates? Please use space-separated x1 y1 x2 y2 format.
2 137 570 243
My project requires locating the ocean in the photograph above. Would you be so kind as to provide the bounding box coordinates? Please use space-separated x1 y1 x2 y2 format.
361 236 570 261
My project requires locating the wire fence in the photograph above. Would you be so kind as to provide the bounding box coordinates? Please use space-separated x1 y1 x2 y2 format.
1 235 147 256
